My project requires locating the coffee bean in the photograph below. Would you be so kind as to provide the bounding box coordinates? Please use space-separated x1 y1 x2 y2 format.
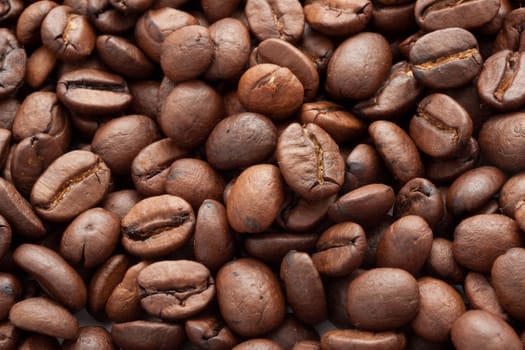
321 329 406 350
304 0 372 37
201 0 241 22
128 80 160 118
244 0 304 42
109 0 153 14
372 3 417 35
16 0 58 47
464 272 508 320
342 144 387 193
0 322 19 350
426 238 466 284
233 339 284 350
66 0 137 34
243 232 319 264
277 194 334 233
102 189 142 219
61 326 114 350
491 248 525 321
266 315 319 349
0 273 22 320
298 25 334 73
25 46 57 88
0 216 11 260
425 137 480 183
18 334 59 350
111 321 185 350
493 8 525 53
185 314 240 350
0 29 26 99
394 178 443 228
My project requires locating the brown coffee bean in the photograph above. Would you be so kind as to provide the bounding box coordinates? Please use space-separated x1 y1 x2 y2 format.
111 321 185 350
226 164 285 233
321 329 406 350
18 334 59 350
233 339 284 350
109 0 154 14
326 32 392 100
464 272 507 320
0 29 26 99
426 238 466 284
16 1 58 47
185 314 239 350
394 178 443 228
372 3 417 35
238 63 304 120
499 172 525 218
30 150 111 222
267 315 319 350
60 208 120 269
304 0 372 37
9 297 79 339
102 189 142 219
411 277 466 342
342 144 387 193
328 183 394 227
216 258 285 337
0 321 19 350
277 194 334 233
128 80 159 118
0 273 22 320
121 195 195 258
491 248 525 321
137 260 215 320
298 25 334 73
446 166 506 218
13 244 87 311
280 251 327 324
277 123 344 201
25 46 56 88
244 0 304 42
243 232 319 263
451 310 522 350
61 326 114 350
493 8 525 53
201 0 241 21
453 214 523 273
0 215 11 259
347 268 420 331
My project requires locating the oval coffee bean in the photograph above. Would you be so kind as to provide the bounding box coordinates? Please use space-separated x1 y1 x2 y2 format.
111 321 185 350
394 178 443 228
185 314 239 350
491 248 525 321
321 329 406 350
61 326 114 350
0 273 22 320
304 0 372 37
16 1 59 47
9 297 78 339
277 194 334 233
266 314 319 349
277 123 344 201
0 29 26 99
243 232 319 263
499 172 525 218
233 339 284 350
0 216 10 260
30 150 111 222
244 0 304 42
13 244 87 311
426 238 466 284
217 258 285 337
102 189 142 219
121 195 195 258
464 272 507 320
347 268 420 331
137 260 215 320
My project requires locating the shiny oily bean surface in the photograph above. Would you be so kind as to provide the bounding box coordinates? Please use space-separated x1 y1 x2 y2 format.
243 232 319 263
111 321 185 350
394 177 443 228
304 0 372 37
321 329 406 350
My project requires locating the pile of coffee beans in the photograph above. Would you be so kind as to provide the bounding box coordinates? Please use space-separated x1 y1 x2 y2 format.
2 0 525 349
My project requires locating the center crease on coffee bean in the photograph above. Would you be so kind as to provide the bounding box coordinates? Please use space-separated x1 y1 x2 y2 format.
422 0 475 16
65 81 127 92
416 108 459 140
494 53 520 102
124 214 190 241
414 48 479 70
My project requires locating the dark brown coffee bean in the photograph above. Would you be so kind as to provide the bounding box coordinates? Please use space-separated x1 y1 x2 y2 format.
409 93 473 158
87 254 130 320
159 80 224 150
491 248 525 321
451 310 522 350
277 123 344 201
298 25 334 73
18 334 59 350
493 8 525 53
328 183 394 227
499 172 525 218
111 321 185 350
0 273 22 320
96 35 154 79
426 238 466 284
41 6 96 62
16 0 58 46
9 297 78 339
326 32 392 100
30 150 111 222
277 194 334 233
0 29 26 99
244 0 304 42
25 46 57 88
0 321 19 350
369 120 424 184
106 261 149 322
312 222 366 277
205 18 251 81
205 112 277 170
479 112 525 172
131 138 187 196
238 63 304 120
233 339 284 350
0 215 11 260
135 8 198 62
453 214 523 273
342 144 386 193
57 69 132 115
160 25 213 82
411 277 466 342
280 251 327 324
60 208 120 269
321 329 406 350
304 0 372 37
300 101 365 143
137 260 215 320
128 80 159 118
477 50 525 111
216 258 285 337
121 195 195 258
414 0 499 31
394 178 443 228
102 189 142 219
61 326 114 350
409 27 482 89
13 244 87 311
194 199 235 272
185 314 239 350
0 177 46 238
464 272 507 320
252 38 319 99
91 114 161 176
446 166 506 218
267 315 319 350
243 232 319 263
347 268 419 331
226 164 285 233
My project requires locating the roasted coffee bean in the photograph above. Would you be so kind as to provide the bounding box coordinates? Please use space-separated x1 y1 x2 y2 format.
0 215 11 260
326 32 392 100
216 258 285 337
61 326 114 350
102 189 142 219
30 150 111 222
233 339 284 350
111 321 185 350
321 329 406 350
277 194 334 233
298 25 334 73
277 123 344 201
243 232 319 263
0 273 22 320
266 315 319 349
372 3 417 35
137 260 214 320
16 0 58 46
9 297 79 339
18 334 59 350
280 251 327 324
65 0 137 34
244 0 304 42
57 69 132 115
109 0 153 14
394 178 443 228
491 248 525 321
185 314 239 350
40 6 96 62
13 244 87 311
0 321 19 350
342 144 387 193
451 310 522 350
201 0 241 21
0 98 19 130
128 80 159 118
25 46 56 88
499 172 525 218
464 272 507 320
493 8 525 53
426 238 466 284
0 29 26 99
304 0 372 37
453 214 523 273
409 93 473 158
409 28 482 89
